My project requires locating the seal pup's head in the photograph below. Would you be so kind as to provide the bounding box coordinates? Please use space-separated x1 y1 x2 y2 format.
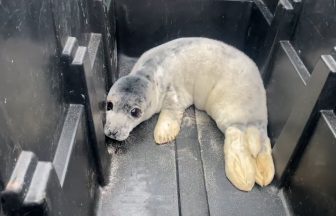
104 75 155 141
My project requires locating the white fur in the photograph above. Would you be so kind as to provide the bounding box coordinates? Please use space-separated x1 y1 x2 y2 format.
105 38 274 191
131 37 267 132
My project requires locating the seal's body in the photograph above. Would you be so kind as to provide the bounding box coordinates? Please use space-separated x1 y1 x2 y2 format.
105 38 274 191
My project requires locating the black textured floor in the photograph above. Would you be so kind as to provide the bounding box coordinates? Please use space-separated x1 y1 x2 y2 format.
96 55 289 216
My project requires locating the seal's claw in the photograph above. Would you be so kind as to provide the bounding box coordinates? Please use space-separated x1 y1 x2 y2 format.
255 138 274 187
224 127 255 191
154 110 181 144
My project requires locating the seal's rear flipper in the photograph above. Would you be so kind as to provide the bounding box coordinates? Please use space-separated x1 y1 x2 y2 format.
246 127 262 158
254 138 275 187
245 126 275 187
224 127 256 191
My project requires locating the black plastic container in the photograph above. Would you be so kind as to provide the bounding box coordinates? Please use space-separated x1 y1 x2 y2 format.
1 0 336 215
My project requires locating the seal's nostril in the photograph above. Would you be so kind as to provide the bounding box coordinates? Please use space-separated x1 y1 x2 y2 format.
107 130 118 137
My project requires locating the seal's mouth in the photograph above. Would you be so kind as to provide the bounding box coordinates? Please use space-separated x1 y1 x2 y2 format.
104 128 129 141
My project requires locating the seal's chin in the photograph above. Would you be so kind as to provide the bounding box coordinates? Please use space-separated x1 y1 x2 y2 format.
105 134 128 141
113 135 128 142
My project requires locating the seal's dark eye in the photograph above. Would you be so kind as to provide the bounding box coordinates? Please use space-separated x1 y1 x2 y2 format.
130 108 142 118
106 101 113 111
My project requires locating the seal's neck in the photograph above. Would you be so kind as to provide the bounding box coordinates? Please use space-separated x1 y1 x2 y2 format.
141 77 166 121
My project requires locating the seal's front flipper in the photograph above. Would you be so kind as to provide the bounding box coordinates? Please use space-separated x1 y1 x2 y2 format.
254 138 274 187
224 127 256 191
154 109 183 144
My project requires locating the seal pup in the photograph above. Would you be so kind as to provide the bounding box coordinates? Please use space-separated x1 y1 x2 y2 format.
104 37 274 191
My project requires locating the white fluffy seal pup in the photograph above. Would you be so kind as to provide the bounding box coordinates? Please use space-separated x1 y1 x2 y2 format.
104 37 274 191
